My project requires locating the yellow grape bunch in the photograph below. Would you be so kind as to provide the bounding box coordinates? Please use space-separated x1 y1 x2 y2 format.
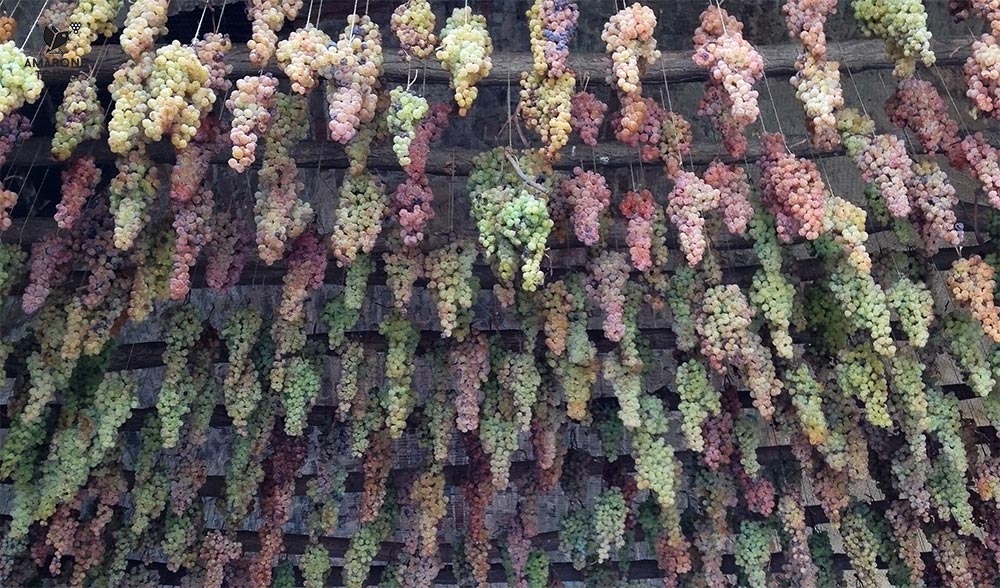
436 7 493 116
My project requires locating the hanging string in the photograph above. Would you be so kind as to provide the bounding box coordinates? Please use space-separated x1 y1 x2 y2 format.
314 0 324 27
18 0 50 51
659 61 693 174
193 0 211 42
876 71 920 156
837 41 876 139
214 0 228 34
4 86 50 185
350 0 359 38
929 65 974 138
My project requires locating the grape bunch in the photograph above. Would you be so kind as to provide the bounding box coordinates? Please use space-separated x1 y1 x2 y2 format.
556 167 611 246
828 260 896 357
853 0 935 77
944 314 996 397
735 520 772 588
0 43 43 124
109 40 219 153
109 148 162 251
156 307 204 449
521 0 577 159
392 176 435 247
665 170 721 267
278 231 328 326
620 189 656 271
384 245 423 310
705 161 753 235
538 279 572 357
121 0 169 60
528 0 579 78
479 380 519 489
247 0 303 66
783 0 838 56
143 41 218 150
51 75 103 161
205 211 250 292
276 24 333 95
758 132 827 242
676 359 720 452
471 181 554 292
947 255 1000 343
391 0 437 59
821 194 873 274
961 132 1000 210
55 155 101 230
520 70 575 160
570 91 607 146
425 241 479 339
388 87 430 169
836 344 892 428
692 6 764 157
201 532 242 588
602 4 660 133
0 15 13 42
194 32 234 93
323 253 372 350
854 133 915 218
63 0 124 60
967 34 1000 120
586 251 630 342
406 101 451 178
330 171 388 267
222 308 263 435
592 489 627 563
907 160 962 255
380 310 419 438
0 242 24 298
697 285 781 418
436 7 493 116
449 331 490 432
254 92 312 264
657 110 693 178
326 15 384 143
748 210 796 358
886 79 964 167
227 76 278 173
791 53 844 151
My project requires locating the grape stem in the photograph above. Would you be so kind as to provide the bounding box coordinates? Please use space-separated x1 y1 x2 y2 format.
504 148 550 195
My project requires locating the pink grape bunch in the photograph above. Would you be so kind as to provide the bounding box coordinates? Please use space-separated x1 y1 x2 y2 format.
227 74 279 172
570 91 607 146
692 6 764 157
620 189 657 271
557 167 611 246
886 78 964 168
326 15 384 144
602 4 661 143
757 133 826 242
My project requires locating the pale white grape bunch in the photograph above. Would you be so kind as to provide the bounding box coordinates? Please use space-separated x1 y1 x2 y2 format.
0 42 43 124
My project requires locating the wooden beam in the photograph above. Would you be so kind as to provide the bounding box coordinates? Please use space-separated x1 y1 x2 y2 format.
0 133 843 171
9 126 1000 172
0 240 987 377
36 38 973 88
21 531 856 588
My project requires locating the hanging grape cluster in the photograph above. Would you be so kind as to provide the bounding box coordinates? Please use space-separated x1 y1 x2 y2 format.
437 7 493 116
692 6 764 158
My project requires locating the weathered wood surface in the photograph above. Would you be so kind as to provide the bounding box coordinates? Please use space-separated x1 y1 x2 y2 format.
36 38 974 87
